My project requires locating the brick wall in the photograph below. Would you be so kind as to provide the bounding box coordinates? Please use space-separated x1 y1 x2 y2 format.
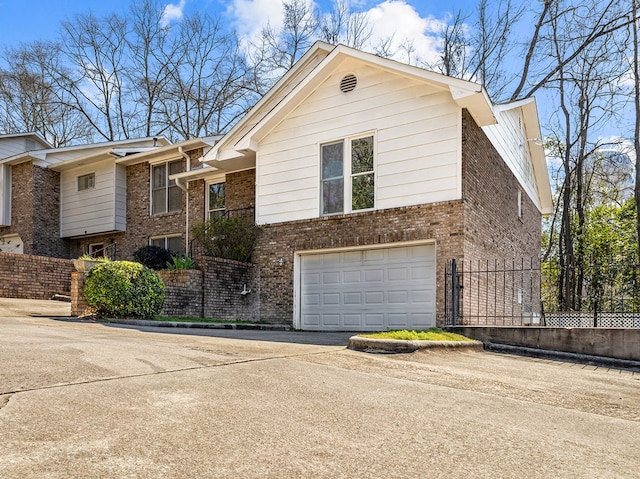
32 165 68 258
156 269 203 318
255 202 464 324
461 109 542 261
460 109 543 322
70 271 92 316
0 162 69 258
226 169 256 211
199 256 260 321
0 162 34 254
0 252 73 299
118 161 183 259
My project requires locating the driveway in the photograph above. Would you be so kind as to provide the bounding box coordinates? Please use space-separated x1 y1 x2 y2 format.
1 298 639 478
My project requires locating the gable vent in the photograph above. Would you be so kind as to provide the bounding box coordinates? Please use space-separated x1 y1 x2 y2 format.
340 74 357 93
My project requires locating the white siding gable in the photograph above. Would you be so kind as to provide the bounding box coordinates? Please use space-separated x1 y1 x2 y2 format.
256 62 461 225
60 162 126 237
482 107 540 211
0 137 43 158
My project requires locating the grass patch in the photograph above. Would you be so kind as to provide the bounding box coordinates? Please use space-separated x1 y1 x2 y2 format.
152 316 264 325
360 328 473 341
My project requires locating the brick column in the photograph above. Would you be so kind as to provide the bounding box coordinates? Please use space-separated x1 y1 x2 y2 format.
71 271 93 317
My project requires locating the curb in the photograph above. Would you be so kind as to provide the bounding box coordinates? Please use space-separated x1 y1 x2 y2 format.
106 319 291 331
485 342 640 371
348 335 484 354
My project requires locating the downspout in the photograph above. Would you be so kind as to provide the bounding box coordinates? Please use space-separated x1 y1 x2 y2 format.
177 147 190 253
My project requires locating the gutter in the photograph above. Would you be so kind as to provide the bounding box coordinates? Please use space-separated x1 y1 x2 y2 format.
177 147 191 252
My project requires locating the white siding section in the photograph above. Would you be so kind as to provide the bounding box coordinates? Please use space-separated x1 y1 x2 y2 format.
0 165 11 226
482 108 540 210
60 161 126 237
0 137 42 158
256 62 461 225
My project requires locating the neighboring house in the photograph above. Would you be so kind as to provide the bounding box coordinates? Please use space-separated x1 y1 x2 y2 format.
0 132 52 254
0 136 187 259
177 41 552 330
111 136 220 258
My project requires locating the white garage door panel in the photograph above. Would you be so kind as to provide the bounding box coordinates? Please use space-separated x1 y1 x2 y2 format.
299 244 436 331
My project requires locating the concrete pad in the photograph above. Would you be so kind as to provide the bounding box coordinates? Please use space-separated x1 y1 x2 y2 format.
1 299 640 478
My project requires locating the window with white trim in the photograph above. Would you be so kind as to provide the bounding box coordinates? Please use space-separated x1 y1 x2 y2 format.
320 134 374 216
207 182 226 219
151 160 182 215
77 173 95 191
150 235 184 255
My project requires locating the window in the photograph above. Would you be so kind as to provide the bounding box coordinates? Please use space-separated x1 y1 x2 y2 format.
208 182 226 219
151 160 182 215
321 135 374 216
150 235 184 255
78 173 95 191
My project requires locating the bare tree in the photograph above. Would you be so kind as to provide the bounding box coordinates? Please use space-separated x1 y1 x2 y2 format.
253 0 317 78
0 42 92 146
632 0 640 261
424 0 523 99
159 13 252 139
545 0 630 310
510 0 637 101
125 0 174 138
52 12 131 141
317 0 372 50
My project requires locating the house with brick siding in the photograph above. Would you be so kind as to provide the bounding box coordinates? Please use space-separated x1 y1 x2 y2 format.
0 136 176 258
177 42 552 330
0 132 52 253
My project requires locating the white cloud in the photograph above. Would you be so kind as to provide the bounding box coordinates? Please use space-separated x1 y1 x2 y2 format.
162 0 187 26
227 0 294 45
364 0 445 65
227 0 446 66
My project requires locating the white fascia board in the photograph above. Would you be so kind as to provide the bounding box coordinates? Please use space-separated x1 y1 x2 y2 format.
202 42 334 164
449 86 497 126
48 150 115 171
519 99 553 215
169 165 223 182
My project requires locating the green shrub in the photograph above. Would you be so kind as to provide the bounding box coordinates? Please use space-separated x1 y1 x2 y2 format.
167 255 197 270
191 216 261 262
84 261 166 319
76 253 111 262
132 245 173 270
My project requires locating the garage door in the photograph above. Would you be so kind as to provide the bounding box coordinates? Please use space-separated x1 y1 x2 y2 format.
299 244 435 331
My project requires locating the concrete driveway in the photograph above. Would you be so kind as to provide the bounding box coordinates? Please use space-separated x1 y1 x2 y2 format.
1 298 639 478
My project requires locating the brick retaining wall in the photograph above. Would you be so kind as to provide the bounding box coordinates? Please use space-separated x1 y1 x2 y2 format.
156 269 203 318
0 252 73 300
199 256 260 322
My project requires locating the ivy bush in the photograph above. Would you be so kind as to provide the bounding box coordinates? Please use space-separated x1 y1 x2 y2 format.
84 261 166 319
132 245 174 270
191 216 261 262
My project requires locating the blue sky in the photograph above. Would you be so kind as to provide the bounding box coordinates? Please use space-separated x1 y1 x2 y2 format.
0 0 632 146
0 0 472 49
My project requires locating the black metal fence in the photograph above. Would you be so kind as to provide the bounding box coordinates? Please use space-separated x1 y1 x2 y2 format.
445 258 640 327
